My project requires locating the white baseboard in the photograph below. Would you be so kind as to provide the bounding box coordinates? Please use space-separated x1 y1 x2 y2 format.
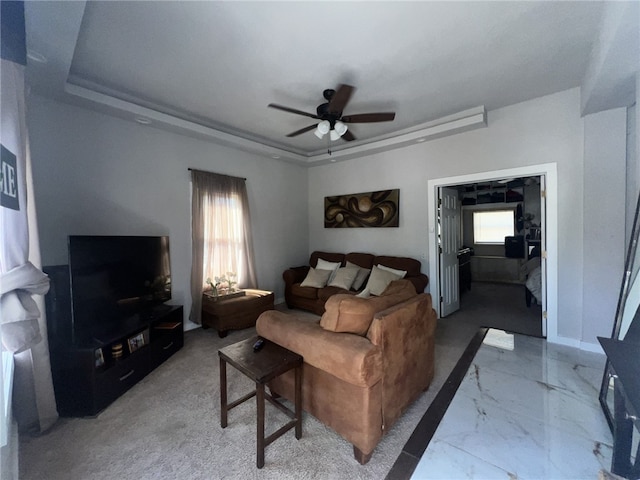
548 334 604 354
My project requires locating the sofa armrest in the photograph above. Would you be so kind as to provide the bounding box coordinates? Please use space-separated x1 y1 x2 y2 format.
283 266 309 287
283 266 310 308
406 274 429 293
366 294 437 427
256 311 382 387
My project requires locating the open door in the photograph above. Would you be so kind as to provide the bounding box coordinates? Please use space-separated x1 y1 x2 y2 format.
439 187 461 317
539 175 548 337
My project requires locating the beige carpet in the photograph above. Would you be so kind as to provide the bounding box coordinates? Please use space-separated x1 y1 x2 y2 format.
20 283 538 480
19 307 478 480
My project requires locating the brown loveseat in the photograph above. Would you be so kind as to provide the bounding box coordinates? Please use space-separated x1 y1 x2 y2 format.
283 251 429 315
256 280 437 464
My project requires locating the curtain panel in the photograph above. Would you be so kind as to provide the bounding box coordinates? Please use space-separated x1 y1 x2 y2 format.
190 170 257 324
0 0 58 442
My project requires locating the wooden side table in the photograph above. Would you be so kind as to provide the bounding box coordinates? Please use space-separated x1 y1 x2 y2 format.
218 336 303 468
202 289 274 337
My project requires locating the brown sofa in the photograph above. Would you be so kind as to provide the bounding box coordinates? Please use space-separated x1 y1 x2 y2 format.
283 251 429 315
256 280 437 464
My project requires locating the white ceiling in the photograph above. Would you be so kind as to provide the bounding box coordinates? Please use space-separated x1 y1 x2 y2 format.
22 1 636 164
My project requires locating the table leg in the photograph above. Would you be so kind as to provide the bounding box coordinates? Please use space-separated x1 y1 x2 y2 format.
220 357 228 429
257 382 265 469
295 365 302 439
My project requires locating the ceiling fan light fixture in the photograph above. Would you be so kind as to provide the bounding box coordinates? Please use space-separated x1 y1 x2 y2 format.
269 85 395 143
318 120 330 133
330 121 348 141
315 120 330 139
334 121 348 136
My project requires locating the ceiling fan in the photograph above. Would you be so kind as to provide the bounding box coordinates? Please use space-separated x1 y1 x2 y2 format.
268 84 396 143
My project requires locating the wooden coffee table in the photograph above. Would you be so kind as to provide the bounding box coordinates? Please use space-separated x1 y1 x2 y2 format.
218 336 303 468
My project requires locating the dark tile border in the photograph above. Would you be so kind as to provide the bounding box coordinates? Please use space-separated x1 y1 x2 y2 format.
385 327 488 480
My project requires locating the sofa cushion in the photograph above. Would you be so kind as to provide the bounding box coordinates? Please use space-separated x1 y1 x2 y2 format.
346 261 372 290
328 266 359 290
344 253 375 269
364 265 404 296
300 267 333 288
257 311 382 387
320 280 416 335
291 283 320 299
318 285 354 302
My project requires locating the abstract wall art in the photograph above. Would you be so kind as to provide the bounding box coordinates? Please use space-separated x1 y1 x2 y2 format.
324 189 399 228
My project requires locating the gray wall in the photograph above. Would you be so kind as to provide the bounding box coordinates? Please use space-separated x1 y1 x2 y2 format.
582 108 627 344
24 86 633 348
308 88 627 348
26 95 309 329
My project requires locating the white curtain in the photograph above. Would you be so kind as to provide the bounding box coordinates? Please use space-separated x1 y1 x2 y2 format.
0 0 58 438
190 170 257 324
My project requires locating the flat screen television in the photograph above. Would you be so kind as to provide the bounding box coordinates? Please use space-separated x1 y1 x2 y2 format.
68 235 171 344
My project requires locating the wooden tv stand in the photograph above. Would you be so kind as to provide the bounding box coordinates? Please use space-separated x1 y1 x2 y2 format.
49 305 184 417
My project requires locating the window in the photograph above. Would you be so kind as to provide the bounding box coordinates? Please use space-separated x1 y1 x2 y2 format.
201 191 246 286
190 170 257 323
473 210 514 244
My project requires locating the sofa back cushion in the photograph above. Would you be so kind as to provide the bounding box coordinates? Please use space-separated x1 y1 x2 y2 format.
344 252 375 269
310 251 345 267
320 280 416 335
304 251 428 294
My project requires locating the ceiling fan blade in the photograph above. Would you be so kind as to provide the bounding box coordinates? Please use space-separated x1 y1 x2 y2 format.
328 84 355 114
268 103 320 119
342 130 356 141
286 124 317 137
341 112 396 123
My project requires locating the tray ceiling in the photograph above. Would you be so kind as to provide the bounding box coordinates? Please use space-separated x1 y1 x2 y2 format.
24 1 624 163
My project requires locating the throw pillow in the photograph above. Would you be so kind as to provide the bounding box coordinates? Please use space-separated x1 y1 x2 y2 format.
328 266 359 290
346 261 371 290
364 265 403 296
316 258 341 283
299 268 332 288
377 264 407 279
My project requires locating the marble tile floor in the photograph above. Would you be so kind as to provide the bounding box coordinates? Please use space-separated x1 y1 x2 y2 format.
405 329 615 479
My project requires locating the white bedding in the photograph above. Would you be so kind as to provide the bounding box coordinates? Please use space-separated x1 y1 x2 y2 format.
526 266 542 304
521 257 542 304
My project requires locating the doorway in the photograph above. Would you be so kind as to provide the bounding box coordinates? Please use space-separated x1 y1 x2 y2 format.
428 163 559 342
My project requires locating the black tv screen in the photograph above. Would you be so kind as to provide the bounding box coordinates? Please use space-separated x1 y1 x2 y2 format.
68 235 171 343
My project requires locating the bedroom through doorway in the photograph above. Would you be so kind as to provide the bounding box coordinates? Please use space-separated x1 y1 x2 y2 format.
428 164 557 340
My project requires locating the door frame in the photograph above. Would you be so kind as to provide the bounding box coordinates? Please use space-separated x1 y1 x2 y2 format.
427 163 558 343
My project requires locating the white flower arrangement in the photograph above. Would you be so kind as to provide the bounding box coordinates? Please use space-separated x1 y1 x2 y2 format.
206 272 237 296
